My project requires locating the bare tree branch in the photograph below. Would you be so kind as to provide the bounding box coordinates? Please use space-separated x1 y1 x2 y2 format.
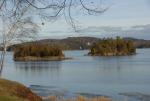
79 0 109 14
0 0 5 10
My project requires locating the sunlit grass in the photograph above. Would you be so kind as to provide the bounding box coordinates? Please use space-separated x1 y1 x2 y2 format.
43 95 112 101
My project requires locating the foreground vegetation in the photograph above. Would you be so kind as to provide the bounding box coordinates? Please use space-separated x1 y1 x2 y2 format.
89 37 136 56
42 95 111 101
0 79 42 101
0 79 112 101
13 43 65 61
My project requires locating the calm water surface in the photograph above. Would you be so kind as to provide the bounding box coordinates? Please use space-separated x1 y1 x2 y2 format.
1 49 150 101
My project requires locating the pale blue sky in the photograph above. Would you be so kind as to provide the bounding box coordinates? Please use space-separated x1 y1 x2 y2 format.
38 0 150 39
1 0 150 39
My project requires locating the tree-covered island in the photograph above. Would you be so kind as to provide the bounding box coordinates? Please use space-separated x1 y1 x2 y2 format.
89 37 136 56
13 43 67 61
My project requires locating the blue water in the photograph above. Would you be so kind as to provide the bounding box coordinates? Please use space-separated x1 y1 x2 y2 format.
1 49 150 101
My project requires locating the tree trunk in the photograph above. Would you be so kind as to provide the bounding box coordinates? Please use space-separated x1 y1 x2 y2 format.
0 15 6 76
0 46 6 76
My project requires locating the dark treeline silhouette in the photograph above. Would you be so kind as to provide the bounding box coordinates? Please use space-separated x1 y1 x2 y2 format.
4 37 150 52
14 43 64 59
89 37 136 56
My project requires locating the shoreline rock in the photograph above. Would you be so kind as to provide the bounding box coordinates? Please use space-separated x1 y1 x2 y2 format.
88 52 136 56
14 56 72 61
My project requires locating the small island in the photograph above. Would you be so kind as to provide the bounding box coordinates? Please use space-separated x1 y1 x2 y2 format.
13 43 67 61
89 37 136 56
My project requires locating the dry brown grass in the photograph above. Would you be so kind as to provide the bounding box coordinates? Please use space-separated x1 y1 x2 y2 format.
0 79 42 101
42 95 112 101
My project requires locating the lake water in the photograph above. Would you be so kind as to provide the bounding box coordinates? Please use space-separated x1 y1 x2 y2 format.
1 49 150 101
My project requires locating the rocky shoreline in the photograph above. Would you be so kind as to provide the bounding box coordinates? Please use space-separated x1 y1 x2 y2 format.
88 52 136 56
14 56 71 61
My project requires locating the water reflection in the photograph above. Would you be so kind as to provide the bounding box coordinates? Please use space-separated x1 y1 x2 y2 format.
92 56 135 72
14 61 62 77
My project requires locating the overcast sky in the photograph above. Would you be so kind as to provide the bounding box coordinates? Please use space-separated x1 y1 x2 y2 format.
37 0 150 39
1 0 150 40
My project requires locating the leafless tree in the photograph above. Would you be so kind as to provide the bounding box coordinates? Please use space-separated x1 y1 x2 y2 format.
0 0 109 74
0 0 39 74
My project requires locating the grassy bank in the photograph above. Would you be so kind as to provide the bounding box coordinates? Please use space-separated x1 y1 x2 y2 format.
43 95 112 101
0 79 42 101
0 78 112 101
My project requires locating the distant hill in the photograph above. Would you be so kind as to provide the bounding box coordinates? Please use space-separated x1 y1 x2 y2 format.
7 37 100 51
34 37 100 50
3 37 150 51
123 37 150 48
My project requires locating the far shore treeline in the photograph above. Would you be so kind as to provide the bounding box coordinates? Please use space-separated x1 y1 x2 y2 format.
89 37 136 56
1 37 150 52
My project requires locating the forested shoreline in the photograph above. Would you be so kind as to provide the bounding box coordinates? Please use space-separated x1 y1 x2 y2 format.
1 37 150 52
